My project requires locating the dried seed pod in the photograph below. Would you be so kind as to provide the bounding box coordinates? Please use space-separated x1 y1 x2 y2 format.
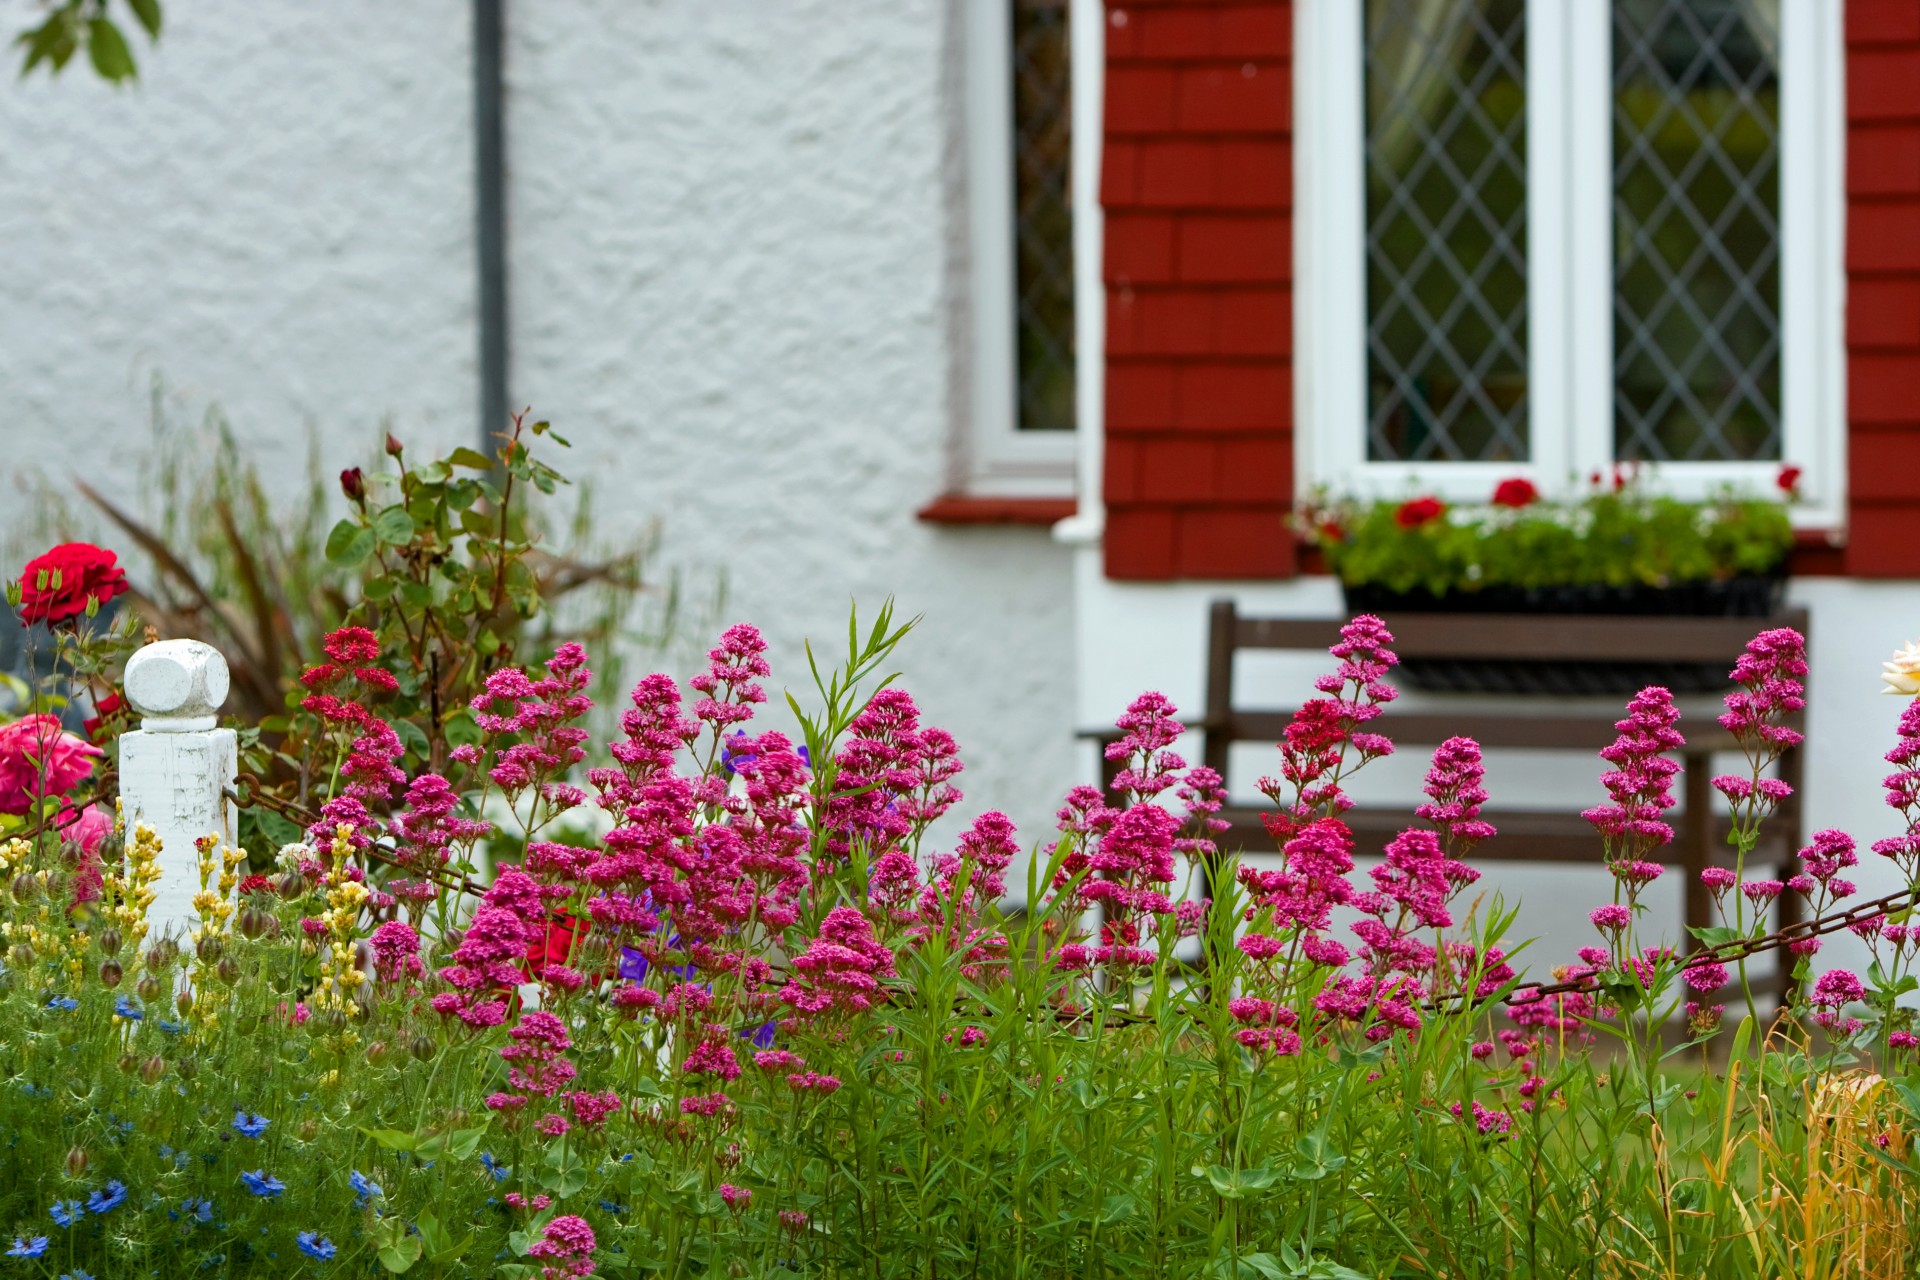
65 1146 90 1176
235 906 271 940
97 927 122 956
116 1053 138 1076
195 935 222 964
146 940 179 971
175 1054 198 1080
365 1039 390 1066
215 956 240 985
98 960 123 988
10 872 37 903
410 1032 436 1062
139 1055 166 1084
175 989 194 1016
135 975 162 1003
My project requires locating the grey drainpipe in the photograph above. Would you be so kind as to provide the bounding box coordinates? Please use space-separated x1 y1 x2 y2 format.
473 0 509 448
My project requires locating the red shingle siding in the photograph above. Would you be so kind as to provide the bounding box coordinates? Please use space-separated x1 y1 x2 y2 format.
1849 4 1920 576
1102 0 1294 580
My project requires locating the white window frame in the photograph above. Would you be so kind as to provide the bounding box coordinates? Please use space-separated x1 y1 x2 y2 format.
1294 0 1845 528
961 0 1079 499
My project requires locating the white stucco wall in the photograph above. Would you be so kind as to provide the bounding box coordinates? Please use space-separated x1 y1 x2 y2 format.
1073 554 1920 982
0 1 1079 846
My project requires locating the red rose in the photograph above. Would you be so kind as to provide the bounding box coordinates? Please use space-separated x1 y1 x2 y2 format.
17 543 128 626
1777 464 1802 497
1394 496 1445 529
1491 477 1540 509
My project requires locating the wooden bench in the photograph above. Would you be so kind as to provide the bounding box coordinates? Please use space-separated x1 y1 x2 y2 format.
1099 601 1809 972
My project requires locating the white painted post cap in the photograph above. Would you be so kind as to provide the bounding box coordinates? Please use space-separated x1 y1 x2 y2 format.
124 639 230 731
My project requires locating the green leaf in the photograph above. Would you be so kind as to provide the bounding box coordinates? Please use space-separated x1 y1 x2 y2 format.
85 16 135 80
359 1127 417 1153
377 1235 423 1274
393 717 430 762
1686 924 1741 949
325 519 376 568
1202 1163 1280 1199
127 0 163 38
448 446 494 469
443 710 483 749
373 506 417 547
415 1210 473 1264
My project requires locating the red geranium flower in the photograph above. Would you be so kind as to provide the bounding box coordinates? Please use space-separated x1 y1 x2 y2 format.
1491 477 1540 509
1394 496 1445 529
17 543 128 626
1777 464 1802 497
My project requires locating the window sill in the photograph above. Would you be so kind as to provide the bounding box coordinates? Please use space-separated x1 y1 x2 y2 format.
915 494 1078 527
1295 526 1848 578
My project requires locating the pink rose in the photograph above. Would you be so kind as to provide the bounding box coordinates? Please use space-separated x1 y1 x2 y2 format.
0 715 102 815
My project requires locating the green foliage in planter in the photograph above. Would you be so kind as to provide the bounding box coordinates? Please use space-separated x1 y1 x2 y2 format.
1310 485 1794 597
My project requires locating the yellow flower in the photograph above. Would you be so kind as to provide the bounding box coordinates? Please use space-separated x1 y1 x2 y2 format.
1885 640 1920 696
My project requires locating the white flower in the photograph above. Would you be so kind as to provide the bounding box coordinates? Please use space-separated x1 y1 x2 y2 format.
1883 640 1920 696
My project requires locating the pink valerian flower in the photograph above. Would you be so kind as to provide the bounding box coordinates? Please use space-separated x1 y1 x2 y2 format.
1793 828 1859 914
781 906 897 1018
910 812 1023 951
680 1091 731 1117
1582 687 1685 886
1446 1100 1512 1136
1104 691 1186 803
1681 959 1729 993
681 1031 743 1082
1072 802 1181 971
1873 699 1920 877
899 726 964 830
1809 967 1867 1035
368 920 424 983
1257 616 1398 844
1718 628 1808 766
786 1071 842 1094
1589 904 1631 934
1173 765 1229 863
1313 972 1422 1042
590 674 699 818
527 1214 597 1279
537 1113 571 1138
470 643 594 821
690 623 771 735
719 1183 751 1211
434 868 548 1027
565 1090 621 1131
1237 817 1356 935
1416 737 1497 855
387 773 492 916
500 1009 577 1100
0 714 100 816
820 688 925 865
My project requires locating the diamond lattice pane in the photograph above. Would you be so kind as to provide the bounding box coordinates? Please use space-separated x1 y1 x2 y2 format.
1013 0 1074 433
1365 0 1529 463
1613 0 1781 462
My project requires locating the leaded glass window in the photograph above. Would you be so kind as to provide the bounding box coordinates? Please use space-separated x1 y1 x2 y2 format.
1613 0 1782 462
1012 0 1074 433
1364 0 1528 463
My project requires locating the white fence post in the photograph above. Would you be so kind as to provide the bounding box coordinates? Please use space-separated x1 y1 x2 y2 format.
117 639 237 943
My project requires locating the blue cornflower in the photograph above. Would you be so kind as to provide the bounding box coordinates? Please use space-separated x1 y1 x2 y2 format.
239 1170 285 1199
349 1169 382 1204
182 1197 213 1223
113 995 143 1020
156 1018 185 1035
6 1236 48 1258
295 1232 336 1260
479 1151 509 1183
45 995 77 1011
231 1110 270 1138
85 1180 126 1214
49 1199 84 1228
59 1271 95 1280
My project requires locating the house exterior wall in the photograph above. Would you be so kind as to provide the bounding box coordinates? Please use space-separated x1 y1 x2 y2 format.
0 0 1079 844
1079 0 1920 975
